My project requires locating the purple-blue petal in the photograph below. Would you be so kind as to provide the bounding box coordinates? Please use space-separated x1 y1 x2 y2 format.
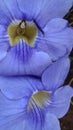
0 91 27 117
0 0 73 28
36 0 73 27
43 112 61 130
0 114 25 130
0 45 51 76
44 18 68 33
42 57 70 91
48 85 73 118
37 18 73 60
17 0 42 20
0 0 24 24
0 76 43 99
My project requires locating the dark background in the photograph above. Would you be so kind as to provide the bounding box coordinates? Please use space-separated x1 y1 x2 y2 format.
60 7 73 130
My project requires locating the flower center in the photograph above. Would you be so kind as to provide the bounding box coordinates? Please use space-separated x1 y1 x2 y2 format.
28 90 51 111
8 20 38 47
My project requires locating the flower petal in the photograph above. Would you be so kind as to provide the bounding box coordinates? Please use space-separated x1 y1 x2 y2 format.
0 76 43 99
43 112 60 130
36 0 73 27
0 43 51 76
0 92 27 130
0 0 24 24
0 91 26 116
0 114 25 130
37 18 73 60
44 18 68 33
0 0 73 28
17 0 42 20
37 40 67 61
25 51 51 76
0 0 12 25
18 113 60 130
48 85 73 118
42 57 70 91
1 114 43 130
0 25 10 60
22 119 40 130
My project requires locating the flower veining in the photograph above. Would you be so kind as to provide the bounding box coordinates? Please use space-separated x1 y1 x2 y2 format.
28 90 51 111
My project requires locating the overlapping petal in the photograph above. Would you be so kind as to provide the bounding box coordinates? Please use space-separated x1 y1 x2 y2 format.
42 57 70 91
0 91 26 130
0 0 73 27
17 0 73 27
17 0 42 20
0 90 61 130
37 18 73 60
0 49 51 76
0 91 26 116
0 115 25 130
43 112 61 130
0 113 60 130
0 76 43 99
36 0 73 27
0 1 72 76
44 18 69 33
48 85 73 118
0 0 72 130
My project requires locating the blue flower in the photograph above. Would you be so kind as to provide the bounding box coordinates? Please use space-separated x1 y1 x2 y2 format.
0 57 73 130
0 0 73 76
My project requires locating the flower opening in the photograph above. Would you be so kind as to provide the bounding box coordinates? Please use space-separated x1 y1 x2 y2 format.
8 20 38 47
28 90 51 111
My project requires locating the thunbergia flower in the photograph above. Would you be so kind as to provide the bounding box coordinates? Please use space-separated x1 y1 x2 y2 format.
0 57 73 130
0 0 73 76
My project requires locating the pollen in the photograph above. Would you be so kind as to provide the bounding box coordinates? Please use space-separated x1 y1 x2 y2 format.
8 20 38 47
